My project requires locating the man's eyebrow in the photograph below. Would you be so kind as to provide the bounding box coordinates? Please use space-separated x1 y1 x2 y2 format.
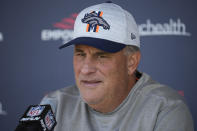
74 48 84 52
95 51 111 56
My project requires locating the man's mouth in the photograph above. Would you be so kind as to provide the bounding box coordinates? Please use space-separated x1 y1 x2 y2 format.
80 80 102 88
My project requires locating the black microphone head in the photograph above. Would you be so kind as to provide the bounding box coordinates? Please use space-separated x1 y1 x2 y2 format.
15 123 43 131
15 105 57 131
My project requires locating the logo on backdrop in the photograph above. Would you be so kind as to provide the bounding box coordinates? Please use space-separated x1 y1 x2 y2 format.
41 14 191 44
0 32 3 42
178 90 184 96
138 19 191 36
0 102 7 116
41 13 77 44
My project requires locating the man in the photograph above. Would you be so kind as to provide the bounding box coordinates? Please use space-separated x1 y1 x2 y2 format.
41 2 194 131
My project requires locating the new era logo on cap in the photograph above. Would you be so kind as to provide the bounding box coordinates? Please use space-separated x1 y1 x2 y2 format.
131 33 136 40
81 11 110 32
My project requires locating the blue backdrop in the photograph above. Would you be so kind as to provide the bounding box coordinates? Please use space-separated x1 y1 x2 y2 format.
0 0 196 130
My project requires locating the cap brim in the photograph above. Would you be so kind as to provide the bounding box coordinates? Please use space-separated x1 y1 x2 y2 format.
59 37 126 53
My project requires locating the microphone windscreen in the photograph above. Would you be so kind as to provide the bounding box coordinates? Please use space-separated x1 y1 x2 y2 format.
15 104 57 131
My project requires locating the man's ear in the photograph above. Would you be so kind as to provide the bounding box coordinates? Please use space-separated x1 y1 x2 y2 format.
127 51 141 75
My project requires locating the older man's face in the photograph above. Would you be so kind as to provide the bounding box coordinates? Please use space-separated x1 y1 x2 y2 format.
73 45 131 112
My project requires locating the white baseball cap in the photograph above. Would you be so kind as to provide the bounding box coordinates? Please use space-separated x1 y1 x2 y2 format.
59 1 140 53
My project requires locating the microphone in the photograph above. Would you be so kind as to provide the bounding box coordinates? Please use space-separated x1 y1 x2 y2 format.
15 104 57 131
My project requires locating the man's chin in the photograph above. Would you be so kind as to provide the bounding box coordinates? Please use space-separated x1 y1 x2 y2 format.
81 95 103 105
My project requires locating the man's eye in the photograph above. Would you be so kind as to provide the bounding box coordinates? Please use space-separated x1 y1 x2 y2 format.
98 55 107 58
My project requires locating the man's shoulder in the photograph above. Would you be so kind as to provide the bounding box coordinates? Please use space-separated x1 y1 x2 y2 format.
40 85 80 114
137 73 194 130
139 73 186 106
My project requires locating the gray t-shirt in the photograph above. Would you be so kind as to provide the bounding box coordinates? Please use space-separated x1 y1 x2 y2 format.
40 73 194 131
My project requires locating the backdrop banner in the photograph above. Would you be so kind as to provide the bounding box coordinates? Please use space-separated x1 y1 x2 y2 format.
0 0 196 130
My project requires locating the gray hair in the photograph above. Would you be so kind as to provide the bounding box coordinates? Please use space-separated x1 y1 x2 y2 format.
123 45 140 56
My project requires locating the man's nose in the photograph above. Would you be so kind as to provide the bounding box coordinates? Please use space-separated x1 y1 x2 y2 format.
81 58 97 75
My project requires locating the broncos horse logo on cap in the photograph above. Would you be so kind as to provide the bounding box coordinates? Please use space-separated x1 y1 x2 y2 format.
81 11 110 32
